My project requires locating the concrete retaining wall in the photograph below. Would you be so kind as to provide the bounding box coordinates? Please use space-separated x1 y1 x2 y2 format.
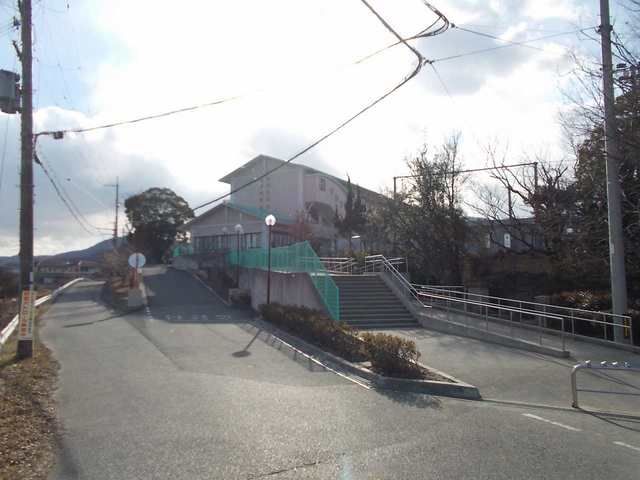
239 268 327 313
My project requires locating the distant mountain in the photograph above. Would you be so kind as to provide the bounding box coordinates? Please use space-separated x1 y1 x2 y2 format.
51 238 126 262
0 238 126 268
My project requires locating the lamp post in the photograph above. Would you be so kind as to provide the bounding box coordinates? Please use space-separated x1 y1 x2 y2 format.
265 214 277 304
234 224 243 286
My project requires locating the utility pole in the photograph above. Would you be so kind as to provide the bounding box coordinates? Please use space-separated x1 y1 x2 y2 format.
105 177 119 247
599 0 628 342
16 0 34 359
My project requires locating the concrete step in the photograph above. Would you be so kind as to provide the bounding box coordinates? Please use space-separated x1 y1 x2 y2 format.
340 311 413 319
344 320 419 329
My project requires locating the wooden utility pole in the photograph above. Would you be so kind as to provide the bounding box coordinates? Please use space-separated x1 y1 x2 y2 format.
105 177 119 246
16 0 34 359
599 0 628 342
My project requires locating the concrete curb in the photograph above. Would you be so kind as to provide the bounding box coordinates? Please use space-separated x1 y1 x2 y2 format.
0 277 86 350
242 317 481 400
182 268 232 307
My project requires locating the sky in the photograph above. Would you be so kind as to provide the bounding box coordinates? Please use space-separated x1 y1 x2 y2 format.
0 0 628 256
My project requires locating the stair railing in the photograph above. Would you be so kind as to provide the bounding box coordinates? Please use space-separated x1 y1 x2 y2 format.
364 255 428 308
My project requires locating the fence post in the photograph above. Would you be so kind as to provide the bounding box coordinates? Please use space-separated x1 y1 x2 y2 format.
604 313 608 341
510 310 513 338
485 305 489 331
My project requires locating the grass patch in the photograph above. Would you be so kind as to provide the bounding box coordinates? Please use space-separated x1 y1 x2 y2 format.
0 313 58 480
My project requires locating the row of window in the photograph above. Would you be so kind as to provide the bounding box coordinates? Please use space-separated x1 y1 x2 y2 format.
194 233 262 253
193 231 294 253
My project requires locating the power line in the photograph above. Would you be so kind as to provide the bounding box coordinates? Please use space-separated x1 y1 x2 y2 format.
430 27 595 64
453 25 547 53
34 151 96 235
192 1 450 212
34 149 108 235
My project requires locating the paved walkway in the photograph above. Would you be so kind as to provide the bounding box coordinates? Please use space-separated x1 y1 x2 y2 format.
39 268 640 479
381 325 640 412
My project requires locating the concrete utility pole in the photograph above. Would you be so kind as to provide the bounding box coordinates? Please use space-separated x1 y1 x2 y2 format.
599 0 628 342
105 177 119 246
17 0 34 359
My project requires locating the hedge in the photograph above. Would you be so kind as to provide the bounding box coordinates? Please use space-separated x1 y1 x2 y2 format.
259 303 426 379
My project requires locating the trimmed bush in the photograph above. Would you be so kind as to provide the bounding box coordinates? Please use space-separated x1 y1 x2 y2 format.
259 303 367 362
259 303 426 378
360 332 423 379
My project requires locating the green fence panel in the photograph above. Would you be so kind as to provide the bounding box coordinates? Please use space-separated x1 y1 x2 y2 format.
227 241 340 320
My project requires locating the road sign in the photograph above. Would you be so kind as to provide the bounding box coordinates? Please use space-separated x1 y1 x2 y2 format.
128 253 146 269
18 288 35 340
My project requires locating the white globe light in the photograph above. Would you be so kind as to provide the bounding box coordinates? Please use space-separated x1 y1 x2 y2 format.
265 214 277 226
235 224 243 234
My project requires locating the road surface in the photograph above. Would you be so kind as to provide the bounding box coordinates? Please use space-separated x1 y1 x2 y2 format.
42 266 640 479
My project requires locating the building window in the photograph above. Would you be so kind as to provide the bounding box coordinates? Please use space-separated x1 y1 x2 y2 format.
504 233 511 249
485 233 491 249
319 178 326 191
244 232 262 249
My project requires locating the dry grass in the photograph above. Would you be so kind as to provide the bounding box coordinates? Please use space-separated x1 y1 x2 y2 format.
0 317 58 480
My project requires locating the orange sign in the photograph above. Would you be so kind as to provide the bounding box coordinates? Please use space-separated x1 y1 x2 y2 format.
18 289 35 340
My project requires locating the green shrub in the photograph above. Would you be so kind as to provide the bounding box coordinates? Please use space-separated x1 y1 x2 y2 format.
259 303 367 362
360 332 423 379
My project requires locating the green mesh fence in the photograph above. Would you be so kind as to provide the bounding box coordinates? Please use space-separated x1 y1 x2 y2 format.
227 241 340 320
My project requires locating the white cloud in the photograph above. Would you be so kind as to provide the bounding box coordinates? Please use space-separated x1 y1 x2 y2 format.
0 0 605 256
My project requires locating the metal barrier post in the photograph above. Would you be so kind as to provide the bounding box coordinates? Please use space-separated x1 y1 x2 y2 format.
538 314 543 345
485 305 489 331
571 364 582 408
571 311 575 336
561 314 566 351
510 310 513 338
604 313 608 341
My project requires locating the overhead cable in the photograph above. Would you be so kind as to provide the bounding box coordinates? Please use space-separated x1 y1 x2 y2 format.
192 0 450 211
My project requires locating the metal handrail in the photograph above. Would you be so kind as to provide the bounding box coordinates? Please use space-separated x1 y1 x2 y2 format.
413 284 633 343
571 360 640 409
365 255 427 307
414 284 632 323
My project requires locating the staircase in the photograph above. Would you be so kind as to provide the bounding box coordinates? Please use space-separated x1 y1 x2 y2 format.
332 274 419 329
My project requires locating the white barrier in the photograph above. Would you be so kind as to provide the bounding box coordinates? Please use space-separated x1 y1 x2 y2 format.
0 277 85 349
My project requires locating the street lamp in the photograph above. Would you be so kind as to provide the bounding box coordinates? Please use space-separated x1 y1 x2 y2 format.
265 214 277 304
234 224 243 286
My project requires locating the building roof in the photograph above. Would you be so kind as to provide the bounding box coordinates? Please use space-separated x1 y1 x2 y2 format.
181 201 295 230
218 154 384 201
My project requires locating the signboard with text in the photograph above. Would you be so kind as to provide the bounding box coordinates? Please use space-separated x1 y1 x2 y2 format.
18 288 35 340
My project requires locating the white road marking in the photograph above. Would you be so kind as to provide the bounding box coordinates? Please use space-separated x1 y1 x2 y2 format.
522 413 581 432
613 441 640 453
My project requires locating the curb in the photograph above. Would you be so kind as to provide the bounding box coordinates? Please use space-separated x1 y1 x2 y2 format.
184 269 232 307
243 317 481 400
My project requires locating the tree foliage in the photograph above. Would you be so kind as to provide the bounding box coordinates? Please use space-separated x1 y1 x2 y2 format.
124 188 194 262
395 134 468 284
334 177 367 250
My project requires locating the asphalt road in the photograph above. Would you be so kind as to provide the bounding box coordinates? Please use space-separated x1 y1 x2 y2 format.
42 266 640 479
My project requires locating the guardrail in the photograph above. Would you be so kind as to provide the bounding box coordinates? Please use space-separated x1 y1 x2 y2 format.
571 360 640 409
319 257 356 274
412 285 635 349
364 255 429 308
0 277 85 351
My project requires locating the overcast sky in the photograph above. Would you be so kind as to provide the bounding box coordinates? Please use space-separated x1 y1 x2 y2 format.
0 0 627 256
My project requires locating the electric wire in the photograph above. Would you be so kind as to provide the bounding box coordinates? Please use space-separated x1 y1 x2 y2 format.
35 151 98 235
34 149 109 235
430 27 595 64
192 0 449 212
